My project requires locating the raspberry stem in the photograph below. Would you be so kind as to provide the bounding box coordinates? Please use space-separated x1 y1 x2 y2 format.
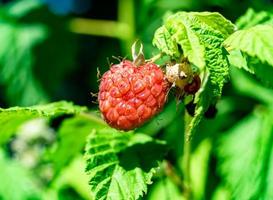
183 110 192 200
146 53 162 63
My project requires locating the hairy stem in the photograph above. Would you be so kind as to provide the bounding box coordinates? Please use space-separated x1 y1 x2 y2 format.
183 110 192 200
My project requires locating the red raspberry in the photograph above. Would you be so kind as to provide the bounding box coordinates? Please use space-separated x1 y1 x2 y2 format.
98 60 169 130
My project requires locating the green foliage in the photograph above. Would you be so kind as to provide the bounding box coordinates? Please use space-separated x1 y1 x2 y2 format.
225 9 273 88
84 128 167 200
153 12 235 137
217 108 273 200
0 0 78 106
236 8 273 29
224 25 273 67
153 26 179 58
49 114 106 177
0 150 42 200
0 0 49 106
0 101 86 144
0 1 273 200
153 11 234 95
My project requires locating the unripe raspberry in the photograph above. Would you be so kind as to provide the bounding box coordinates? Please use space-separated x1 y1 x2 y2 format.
184 75 201 94
98 60 170 130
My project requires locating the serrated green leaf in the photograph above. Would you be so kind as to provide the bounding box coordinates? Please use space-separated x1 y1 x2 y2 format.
49 114 106 177
227 50 252 73
153 11 234 69
0 150 42 200
217 108 273 200
236 8 273 29
84 128 167 200
0 101 86 144
224 25 273 67
190 12 235 37
154 11 233 98
225 24 273 88
153 12 234 138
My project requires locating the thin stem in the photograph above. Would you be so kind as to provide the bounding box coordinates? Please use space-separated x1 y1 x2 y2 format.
183 110 192 200
146 53 162 63
118 0 135 54
69 18 131 40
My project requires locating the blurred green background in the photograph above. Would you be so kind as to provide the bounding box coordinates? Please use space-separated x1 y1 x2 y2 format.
0 0 273 200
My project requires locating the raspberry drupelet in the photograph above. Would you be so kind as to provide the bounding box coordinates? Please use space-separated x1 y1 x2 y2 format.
98 60 170 130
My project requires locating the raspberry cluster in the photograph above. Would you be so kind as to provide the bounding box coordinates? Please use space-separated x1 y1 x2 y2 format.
98 60 169 130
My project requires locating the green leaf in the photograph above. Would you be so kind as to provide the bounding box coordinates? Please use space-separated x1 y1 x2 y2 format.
225 25 273 88
49 114 106 177
224 25 273 67
164 14 206 68
153 11 235 137
153 11 233 97
236 8 273 29
0 150 42 200
153 11 235 69
152 26 179 58
84 128 167 200
0 101 86 144
248 56 273 88
190 12 235 37
217 108 273 200
227 50 251 73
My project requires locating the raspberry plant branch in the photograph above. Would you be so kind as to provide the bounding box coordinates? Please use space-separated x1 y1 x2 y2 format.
183 111 193 200
69 0 135 54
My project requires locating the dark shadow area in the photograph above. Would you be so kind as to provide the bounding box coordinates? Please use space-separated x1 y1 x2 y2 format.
118 141 168 172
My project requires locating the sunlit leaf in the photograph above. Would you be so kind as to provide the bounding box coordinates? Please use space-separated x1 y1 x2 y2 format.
224 25 273 67
84 128 167 200
0 101 86 144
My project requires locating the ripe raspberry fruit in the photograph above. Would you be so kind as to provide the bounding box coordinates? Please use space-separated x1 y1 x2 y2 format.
98 60 169 130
